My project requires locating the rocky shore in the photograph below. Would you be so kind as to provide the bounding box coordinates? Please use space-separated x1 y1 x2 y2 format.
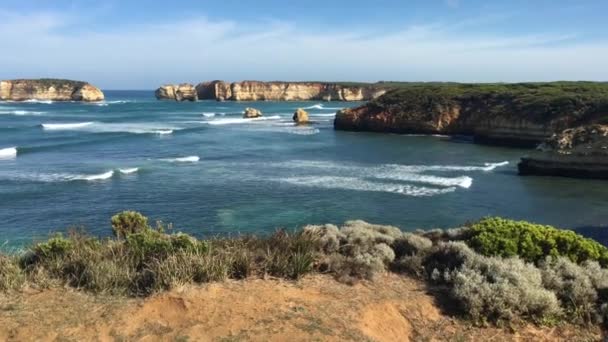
334 82 608 148
0 79 104 102
155 81 389 101
518 124 608 179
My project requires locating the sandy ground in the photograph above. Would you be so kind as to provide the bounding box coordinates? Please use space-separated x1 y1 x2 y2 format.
0 274 601 341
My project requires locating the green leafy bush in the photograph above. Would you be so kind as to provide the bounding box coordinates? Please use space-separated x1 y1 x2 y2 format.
111 211 149 238
33 234 73 259
466 218 608 266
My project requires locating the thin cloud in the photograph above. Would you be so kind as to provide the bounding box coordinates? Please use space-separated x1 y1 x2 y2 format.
0 10 605 89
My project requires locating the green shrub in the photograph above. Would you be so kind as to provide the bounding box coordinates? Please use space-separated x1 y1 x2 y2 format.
124 229 205 261
466 217 608 266
111 211 149 238
33 234 73 259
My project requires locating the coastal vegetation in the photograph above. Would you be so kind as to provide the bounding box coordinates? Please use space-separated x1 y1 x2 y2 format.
369 81 608 124
2 213 608 329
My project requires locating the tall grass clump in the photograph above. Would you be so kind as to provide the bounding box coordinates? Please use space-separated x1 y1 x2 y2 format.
0 255 25 291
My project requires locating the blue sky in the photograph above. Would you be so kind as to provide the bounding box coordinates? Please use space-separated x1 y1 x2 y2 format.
1 0 607 89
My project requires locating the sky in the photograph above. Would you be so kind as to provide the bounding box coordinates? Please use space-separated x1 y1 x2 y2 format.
1 0 607 89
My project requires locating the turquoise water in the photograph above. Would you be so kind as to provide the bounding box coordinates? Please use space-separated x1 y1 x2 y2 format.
1 90 607 247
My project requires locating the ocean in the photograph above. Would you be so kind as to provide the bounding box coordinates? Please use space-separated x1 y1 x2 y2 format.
1 90 607 247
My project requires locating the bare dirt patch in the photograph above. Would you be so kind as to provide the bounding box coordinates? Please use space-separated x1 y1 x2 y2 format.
0 274 601 341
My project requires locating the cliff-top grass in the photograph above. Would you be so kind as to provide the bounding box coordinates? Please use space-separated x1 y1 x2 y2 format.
2 212 608 330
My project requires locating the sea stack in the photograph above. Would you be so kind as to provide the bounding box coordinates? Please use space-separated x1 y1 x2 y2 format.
293 108 310 124
518 124 608 179
155 83 198 101
243 107 262 118
0 79 104 102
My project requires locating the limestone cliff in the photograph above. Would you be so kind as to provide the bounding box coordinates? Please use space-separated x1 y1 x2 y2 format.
518 125 608 179
155 84 198 101
334 83 608 147
156 81 388 101
0 79 104 102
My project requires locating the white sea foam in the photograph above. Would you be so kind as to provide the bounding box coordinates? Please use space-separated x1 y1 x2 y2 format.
202 112 216 117
304 104 325 110
42 122 94 130
304 103 343 110
309 113 336 117
119 168 139 175
0 147 17 160
277 159 509 174
206 115 281 126
23 99 53 104
41 122 176 135
0 110 44 116
280 176 457 197
71 170 114 181
264 159 510 190
163 156 200 163
375 173 473 189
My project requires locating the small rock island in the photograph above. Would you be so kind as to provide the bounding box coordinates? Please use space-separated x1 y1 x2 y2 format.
0 79 104 102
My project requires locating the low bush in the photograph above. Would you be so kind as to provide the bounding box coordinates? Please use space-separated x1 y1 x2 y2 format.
540 257 608 325
426 243 562 324
111 211 149 238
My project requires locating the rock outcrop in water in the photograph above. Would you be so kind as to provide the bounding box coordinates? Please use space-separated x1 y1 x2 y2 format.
518 124 608 179
293 108 310 124
334 82 608 148
0 79 104 102
155 84 198 101
243 107 262 118
155 81 389 101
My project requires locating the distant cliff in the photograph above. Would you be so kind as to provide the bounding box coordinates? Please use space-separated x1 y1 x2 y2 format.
155 81 389 101
334 82 608 147
0 79 104 102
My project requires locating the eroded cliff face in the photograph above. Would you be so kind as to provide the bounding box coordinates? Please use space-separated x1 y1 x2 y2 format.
0 79 104 102
334 84 608 148
155 84 198 101
518 125 608 179
156 81 387 101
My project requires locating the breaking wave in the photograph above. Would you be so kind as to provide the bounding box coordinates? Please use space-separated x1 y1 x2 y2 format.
0 110 44 116
0 147 17 160
41 122 176 135
71 170 115 181
0 167 145 182
23 99 54 104
304 104 325 110
303 103 343 110
162 156 200 163
119 168 139 175
279 176 457 197
262 159 511 192
206 115 281 126
42 122 94 130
